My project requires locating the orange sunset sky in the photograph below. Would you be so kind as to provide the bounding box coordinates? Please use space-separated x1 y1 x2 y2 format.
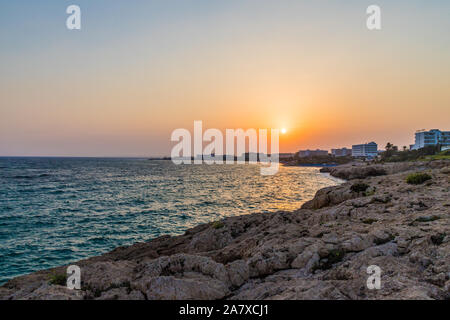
1 1 449 156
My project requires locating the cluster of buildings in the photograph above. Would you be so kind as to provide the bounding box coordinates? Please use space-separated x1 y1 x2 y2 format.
291 129 449 159
295 142 378 159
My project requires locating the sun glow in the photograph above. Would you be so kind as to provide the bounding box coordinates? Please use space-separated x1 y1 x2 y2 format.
281 128 287 134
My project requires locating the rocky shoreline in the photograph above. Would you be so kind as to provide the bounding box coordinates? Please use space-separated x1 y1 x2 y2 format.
1 161 449 300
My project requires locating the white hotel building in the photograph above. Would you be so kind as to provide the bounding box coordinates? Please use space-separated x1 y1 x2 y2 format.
410 129 450 150
352 142 378 158
331 147 352 157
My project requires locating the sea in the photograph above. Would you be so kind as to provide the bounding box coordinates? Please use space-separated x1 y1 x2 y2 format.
0 157 343 284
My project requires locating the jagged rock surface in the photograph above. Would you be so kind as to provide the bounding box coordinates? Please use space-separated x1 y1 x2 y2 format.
1 161 449 300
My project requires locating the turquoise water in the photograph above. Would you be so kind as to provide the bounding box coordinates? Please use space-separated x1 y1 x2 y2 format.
0 157 341 284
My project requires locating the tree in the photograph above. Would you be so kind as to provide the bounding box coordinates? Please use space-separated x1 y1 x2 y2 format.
385 142 394 151
381 142 401 161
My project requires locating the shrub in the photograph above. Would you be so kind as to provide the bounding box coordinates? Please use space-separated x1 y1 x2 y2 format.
312 249 345 272
430 233 445 245
415 215 440 222
406 172 432 185
212 221 224 229
350 183 369 193
362 218 378 225
49 273 67 286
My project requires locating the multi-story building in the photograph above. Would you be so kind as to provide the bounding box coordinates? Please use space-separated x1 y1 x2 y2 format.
352 142 378 158
411 129 450 150
331 148 352 157
297 149 329 158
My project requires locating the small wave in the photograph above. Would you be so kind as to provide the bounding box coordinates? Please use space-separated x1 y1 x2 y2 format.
48 248 75 255
198 200 215 206
11 173 50 179
86 236 109 244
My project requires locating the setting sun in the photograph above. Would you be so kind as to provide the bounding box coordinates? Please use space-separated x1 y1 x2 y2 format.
281 128 287 134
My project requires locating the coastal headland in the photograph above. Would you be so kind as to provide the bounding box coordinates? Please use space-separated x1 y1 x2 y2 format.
1 160 449 300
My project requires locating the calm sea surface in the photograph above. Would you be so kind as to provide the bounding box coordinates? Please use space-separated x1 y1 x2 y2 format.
0 157 343 284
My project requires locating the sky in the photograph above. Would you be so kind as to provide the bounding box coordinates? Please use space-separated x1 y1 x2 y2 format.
1 0 449 157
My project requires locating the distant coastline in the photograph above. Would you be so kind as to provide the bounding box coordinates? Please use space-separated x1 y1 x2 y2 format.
148 154 354 167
